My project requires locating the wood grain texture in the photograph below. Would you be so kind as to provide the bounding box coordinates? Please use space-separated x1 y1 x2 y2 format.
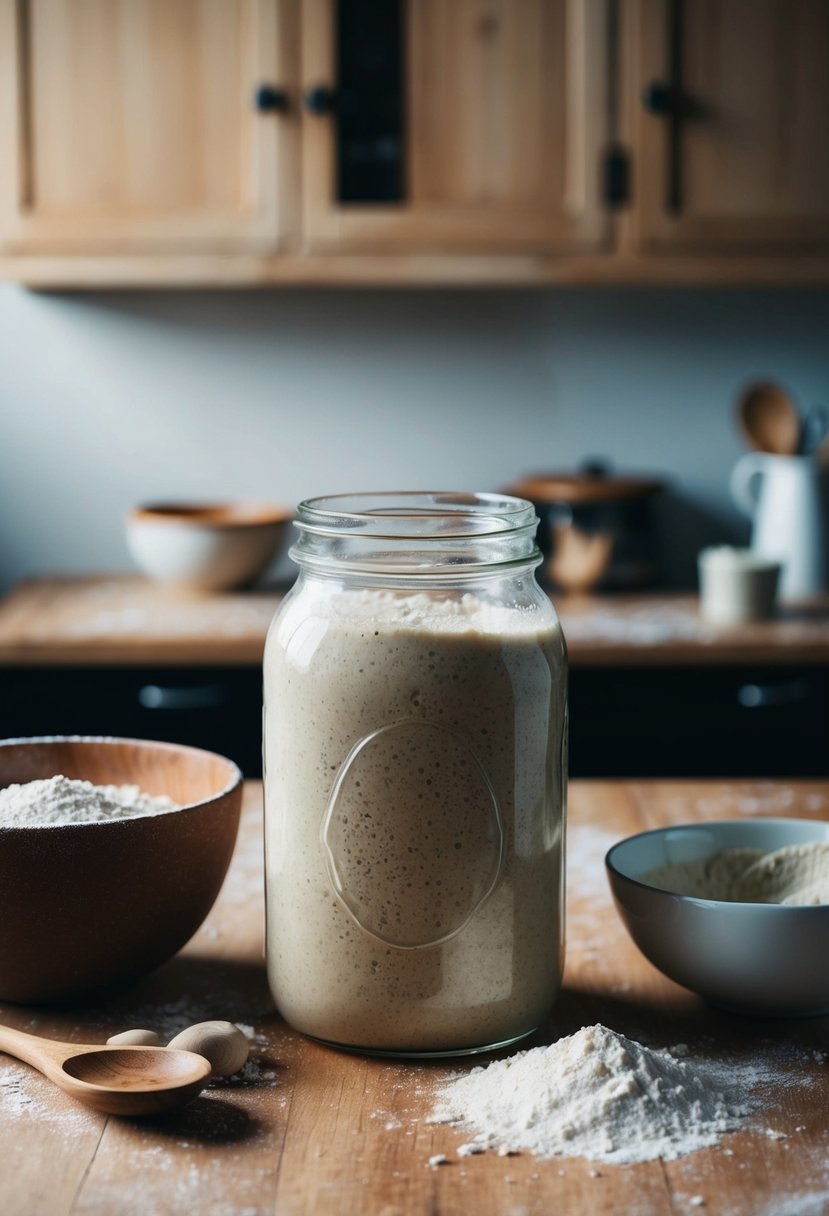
301 0 609 255
624 0 829 257
4 0 829 282
6 250 829 286
1 576 829 668
0 780 827 1215
0 1025 212 1116
0 0 298 254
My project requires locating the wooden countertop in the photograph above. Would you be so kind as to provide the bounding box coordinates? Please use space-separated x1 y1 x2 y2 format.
2 575 829 667
2 779 828 1216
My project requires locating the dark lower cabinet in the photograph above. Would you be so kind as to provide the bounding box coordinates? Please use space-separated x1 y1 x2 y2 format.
568 665 829 779
1 663 827 780
0 667 264 777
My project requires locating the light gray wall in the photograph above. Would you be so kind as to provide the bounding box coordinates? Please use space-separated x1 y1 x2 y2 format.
1 284 828 594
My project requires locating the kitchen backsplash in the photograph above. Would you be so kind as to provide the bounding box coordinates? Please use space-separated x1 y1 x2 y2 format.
1 285 828 595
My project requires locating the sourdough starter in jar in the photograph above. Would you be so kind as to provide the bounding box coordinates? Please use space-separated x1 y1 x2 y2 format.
264 586 566 1055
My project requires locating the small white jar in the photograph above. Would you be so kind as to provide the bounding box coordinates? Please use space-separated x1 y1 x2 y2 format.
698 546 781 625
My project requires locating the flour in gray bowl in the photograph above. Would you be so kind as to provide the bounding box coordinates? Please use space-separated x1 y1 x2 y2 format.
642 842 829 906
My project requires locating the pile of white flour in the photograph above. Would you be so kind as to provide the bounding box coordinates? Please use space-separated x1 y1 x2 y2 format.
431 1024 755 1164
642 843 829 905
0 776 180 827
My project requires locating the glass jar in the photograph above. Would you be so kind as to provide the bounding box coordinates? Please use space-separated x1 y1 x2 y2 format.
263 492 567 1056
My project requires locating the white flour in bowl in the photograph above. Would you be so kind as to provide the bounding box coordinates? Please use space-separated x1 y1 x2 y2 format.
0 775 180 827
431 1023 760 1164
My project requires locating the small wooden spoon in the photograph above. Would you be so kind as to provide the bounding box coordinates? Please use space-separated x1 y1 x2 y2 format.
736 382 800 455
0 1023 211 1116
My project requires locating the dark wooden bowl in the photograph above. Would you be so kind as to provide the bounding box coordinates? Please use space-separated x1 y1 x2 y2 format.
0 737 243 1004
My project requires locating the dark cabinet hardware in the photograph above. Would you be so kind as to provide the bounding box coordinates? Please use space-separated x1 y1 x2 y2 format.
737 680 811 710
304 85 337 115
604 2 628 208
603 144 630 207
643 82 677 116
138 684 227 711
254 84 290 113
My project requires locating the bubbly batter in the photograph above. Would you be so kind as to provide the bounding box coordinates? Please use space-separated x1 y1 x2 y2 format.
263 589 567 1053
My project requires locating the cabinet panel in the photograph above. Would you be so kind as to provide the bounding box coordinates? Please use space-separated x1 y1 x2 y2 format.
0 0 298 253
630 0 829 256
3 663 826 782
301 0 610 254
569 666 829 779
0 666 264 777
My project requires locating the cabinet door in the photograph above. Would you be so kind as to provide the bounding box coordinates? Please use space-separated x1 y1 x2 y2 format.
0 0 298 254
301 0 609 254
630 0 829 256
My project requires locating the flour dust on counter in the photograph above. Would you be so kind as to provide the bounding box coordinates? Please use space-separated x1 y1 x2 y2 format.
565 821 629 957
658 784 829 823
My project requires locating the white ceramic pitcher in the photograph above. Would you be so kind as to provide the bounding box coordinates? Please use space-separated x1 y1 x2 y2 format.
730 453 829 600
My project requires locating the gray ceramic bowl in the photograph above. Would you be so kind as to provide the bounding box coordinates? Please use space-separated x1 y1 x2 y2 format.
606 818 829 1017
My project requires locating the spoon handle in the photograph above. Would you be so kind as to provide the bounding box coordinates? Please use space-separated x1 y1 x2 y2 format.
0 1023 71 1079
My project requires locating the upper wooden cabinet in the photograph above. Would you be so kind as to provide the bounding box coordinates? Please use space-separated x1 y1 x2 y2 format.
628 0 829 257
0 0 299 253
301 0 609 255
1 0 829 284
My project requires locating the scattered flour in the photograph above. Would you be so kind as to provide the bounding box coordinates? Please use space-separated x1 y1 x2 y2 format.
431 1024 763 1164
642 843 829 906
0 775 180 827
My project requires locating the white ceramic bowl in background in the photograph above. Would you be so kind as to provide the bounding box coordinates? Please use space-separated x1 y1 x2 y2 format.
126 502 292 591
606 818 829 1017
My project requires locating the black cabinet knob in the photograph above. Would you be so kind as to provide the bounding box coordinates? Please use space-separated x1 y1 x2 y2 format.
643 81 675 115
254 84 290 113
304 85 337 115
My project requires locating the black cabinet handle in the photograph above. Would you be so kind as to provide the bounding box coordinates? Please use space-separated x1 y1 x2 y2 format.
138 684 227 711
737 679 811 710
254 84 290 113
643 81 676 116
304 85 337 115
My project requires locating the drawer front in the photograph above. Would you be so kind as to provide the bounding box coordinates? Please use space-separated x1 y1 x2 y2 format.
569 666 829 778
2 664 827 780
0 667 264 777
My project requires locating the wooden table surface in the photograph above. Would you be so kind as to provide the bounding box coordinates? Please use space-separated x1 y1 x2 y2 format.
2 779 829 1216
2 575 829 666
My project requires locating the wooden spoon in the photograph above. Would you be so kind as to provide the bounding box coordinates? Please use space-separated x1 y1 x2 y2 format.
736 382 800 455
0 1023 211 1116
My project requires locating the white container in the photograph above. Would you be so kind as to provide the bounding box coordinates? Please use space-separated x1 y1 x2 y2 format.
698 546 781 625
730 454 829 600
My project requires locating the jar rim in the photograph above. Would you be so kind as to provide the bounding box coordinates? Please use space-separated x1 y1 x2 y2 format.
291 491 541 575
296 491 536 538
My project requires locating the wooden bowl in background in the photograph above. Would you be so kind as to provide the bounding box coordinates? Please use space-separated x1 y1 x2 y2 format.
0 737 243 1004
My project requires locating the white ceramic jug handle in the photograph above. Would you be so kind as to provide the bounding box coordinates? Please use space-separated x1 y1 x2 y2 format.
730 453 766 518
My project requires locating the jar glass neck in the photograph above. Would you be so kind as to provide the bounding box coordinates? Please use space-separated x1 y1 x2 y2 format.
290 492 541 578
